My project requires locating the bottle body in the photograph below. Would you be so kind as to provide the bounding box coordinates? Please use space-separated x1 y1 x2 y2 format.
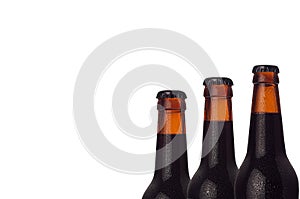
143 90 190 199
188 78 238 199
235 65 299 199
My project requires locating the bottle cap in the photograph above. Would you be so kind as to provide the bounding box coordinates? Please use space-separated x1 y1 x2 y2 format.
252 65 280 73
203 77 233 86
156 90 187 99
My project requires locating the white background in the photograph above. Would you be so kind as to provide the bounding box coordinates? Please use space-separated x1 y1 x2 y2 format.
1 1 300 198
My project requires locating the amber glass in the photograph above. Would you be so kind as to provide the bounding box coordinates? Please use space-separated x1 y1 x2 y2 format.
251 72 280 113
142 91 190 199
204 84 233 121
157 98 186 135
235 66 299 199
188 78 237 199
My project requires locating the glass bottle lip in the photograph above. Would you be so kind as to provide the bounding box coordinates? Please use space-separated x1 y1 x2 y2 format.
203 85 233 98
253 72 279 84
157 98 186 110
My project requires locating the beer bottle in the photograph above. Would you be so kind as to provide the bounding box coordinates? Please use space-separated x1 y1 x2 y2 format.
142 90 190 199
188 77 238 199
235 65 299 198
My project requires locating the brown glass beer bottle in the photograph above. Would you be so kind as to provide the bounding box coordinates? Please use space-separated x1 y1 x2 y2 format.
188 77 238 199
142 90 190 199
235 65 299 198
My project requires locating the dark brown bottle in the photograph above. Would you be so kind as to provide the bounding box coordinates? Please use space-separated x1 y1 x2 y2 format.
188 77 238 199
235 65 299 199
142 90 190 199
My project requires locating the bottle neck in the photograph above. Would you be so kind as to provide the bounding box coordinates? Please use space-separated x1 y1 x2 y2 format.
251 83 281 113
154 98 189 181
157 109 186 135
204 84 233 121
201 85 236 168
248 72 286 157
204 97 233 121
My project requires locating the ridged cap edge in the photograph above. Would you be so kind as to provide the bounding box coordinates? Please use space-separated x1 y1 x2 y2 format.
156 90 187 99
203 77 233 86
252 65 280 73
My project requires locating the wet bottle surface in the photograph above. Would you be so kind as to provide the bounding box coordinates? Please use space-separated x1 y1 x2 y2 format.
188 78 238 199
142 90 190 199
235 65 299 199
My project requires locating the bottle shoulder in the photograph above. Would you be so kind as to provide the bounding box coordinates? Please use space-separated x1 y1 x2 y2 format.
238 154 297 176
188 165 237 198
190 163 237 181
236 155 299 198
188 176 234 199
143 176 189 199
143 179 187 199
